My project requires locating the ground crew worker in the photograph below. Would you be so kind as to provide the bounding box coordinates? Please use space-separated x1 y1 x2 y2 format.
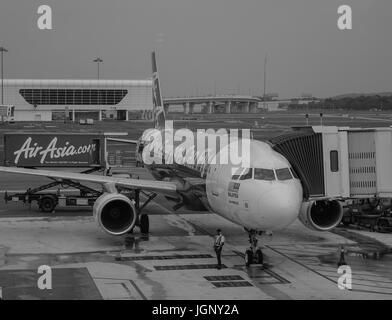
338 245 347 267
214 229 225 269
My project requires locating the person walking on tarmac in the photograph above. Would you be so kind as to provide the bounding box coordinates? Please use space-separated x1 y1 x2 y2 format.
338 245 347 267
214 229 225 269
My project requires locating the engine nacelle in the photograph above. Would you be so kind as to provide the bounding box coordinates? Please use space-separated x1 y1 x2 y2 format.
93 193 137 236
298 199 343 231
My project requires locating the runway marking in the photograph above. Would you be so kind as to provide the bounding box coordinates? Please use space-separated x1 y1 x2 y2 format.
307 267 392 280
94 278 146 300
120 282 134 297
154 264 227 270
212 281 253 288
267 244 392 296
141 194 295 295
0 267 102 300
128 280 147 300
204 275 244 281
232 250 290 285
267 245 346 280
305 259 392 274
116 254 213 261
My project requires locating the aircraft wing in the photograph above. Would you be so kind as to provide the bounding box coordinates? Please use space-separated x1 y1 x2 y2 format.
0 166 177 195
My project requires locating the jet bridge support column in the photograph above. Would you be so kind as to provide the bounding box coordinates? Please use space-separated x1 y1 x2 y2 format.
184 102 194 114
243 101 250 113
208 101 214 114
225 101 232 114
249 102 258 113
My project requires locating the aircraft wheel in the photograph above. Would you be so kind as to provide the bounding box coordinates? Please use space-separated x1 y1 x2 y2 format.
256 249 263 265
140 214 150 234
245 249 253 267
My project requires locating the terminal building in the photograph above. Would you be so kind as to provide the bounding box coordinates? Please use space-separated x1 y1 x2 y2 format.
1 79 153 121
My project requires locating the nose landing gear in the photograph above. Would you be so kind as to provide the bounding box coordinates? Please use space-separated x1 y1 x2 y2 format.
244 229 264 267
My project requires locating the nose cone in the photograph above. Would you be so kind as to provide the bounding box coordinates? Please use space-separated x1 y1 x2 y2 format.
258 183 302 230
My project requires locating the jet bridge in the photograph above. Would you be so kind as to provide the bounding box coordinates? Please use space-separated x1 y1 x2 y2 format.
269 126 392 200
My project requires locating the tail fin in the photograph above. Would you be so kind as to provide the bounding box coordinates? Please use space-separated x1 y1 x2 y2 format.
151 51 166 129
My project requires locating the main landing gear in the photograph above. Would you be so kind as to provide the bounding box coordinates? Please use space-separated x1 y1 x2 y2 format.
244 229 264 267
139 214 150 234
128 189 157 235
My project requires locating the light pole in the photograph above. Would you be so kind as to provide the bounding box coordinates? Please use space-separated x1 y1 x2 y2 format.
263 53 267 110
0 47 8 105
93 57 103 119
93 57 103 80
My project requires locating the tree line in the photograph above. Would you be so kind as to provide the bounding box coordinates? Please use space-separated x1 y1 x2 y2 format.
288 95 392 111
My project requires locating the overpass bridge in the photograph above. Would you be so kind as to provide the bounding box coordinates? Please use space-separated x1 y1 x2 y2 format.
163 95 262 114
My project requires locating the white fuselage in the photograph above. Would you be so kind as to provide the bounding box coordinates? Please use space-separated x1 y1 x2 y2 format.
205 139 303 231
138 129 303 232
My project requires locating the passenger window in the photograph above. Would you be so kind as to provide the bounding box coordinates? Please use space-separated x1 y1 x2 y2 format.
239 168 253 180
254 168 275 181
275 168 293 181
330 150 339 172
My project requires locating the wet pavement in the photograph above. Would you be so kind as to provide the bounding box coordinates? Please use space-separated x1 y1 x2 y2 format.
0 167 391 300
1 117 392 300
0 207 391 299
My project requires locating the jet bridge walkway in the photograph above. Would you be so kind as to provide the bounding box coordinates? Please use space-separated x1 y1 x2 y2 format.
269 126 392 201
269 129 324 199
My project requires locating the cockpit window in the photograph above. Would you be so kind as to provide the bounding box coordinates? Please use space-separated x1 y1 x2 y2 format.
239 168 253 180
275 168 293 181
231 168 252 180
254 168 275 181
290 167 299 179
231 167 243 180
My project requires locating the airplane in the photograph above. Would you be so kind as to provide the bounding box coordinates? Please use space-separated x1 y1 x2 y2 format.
0 52 343 265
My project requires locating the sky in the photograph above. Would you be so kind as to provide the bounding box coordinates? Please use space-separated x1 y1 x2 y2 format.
0 0 390 98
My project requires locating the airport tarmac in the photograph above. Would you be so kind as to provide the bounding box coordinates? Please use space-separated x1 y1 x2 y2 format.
1 113 392 300
0 166 391 300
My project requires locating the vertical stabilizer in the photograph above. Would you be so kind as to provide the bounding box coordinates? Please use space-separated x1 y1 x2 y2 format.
151 51 166 129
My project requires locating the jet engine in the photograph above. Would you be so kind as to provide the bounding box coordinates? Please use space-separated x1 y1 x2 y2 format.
298 199 343 231
93 193 137 236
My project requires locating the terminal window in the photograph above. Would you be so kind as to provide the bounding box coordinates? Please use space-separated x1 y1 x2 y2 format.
19 89 128 105
330 150 339 172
